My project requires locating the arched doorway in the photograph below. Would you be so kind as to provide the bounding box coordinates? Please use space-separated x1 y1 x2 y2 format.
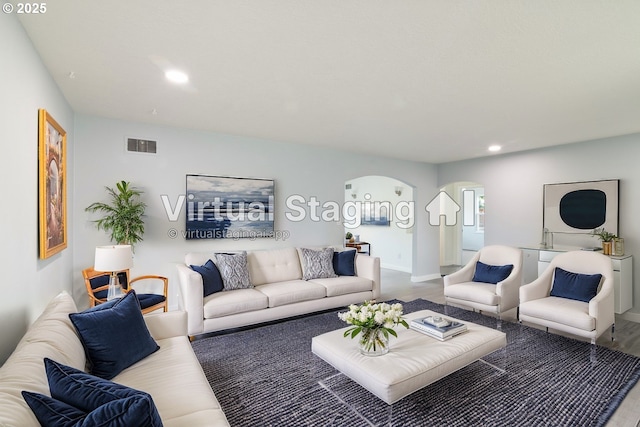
344 175 414 273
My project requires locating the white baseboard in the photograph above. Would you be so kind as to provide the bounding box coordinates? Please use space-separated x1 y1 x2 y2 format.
380 263 412 273
410 273 441 283
620 311 640 323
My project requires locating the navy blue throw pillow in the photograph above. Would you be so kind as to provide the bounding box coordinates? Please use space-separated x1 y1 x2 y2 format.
22 391 162 427
550 267 602 303
472 261 514 284
45 358 150 411
190 259 224 296
69 291 159 380
333 250 356 276
22 392 85 426
22 358 163 427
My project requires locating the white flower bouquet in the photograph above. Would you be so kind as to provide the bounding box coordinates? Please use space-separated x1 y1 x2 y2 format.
338 301 409 354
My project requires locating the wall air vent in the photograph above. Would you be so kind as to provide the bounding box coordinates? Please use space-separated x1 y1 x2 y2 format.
127 138 157 154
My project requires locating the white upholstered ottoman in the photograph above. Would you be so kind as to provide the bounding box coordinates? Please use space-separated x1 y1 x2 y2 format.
311 310 506 405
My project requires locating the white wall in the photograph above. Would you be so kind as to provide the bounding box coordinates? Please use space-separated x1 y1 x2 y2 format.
0 14 75 363
345 176 413 272
73 115 441 309
438 135 640 319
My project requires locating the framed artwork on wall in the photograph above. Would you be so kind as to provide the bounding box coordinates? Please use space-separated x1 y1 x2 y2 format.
543 179 619 235
361 201 391 226
38 109 67 258
185 174 275 239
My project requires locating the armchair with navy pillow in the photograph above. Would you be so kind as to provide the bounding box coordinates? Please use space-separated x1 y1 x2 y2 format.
444 245 523 318
519 250 614 344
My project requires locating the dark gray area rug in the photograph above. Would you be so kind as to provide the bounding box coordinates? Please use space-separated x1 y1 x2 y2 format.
191 299 640 426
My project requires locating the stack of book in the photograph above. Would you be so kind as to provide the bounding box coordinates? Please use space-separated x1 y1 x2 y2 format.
410 315 467 341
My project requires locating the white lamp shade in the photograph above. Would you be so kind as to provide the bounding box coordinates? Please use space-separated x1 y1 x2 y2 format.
94 245 133 272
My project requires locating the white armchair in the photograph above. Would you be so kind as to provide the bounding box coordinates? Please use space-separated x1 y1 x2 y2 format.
444 245 523 318
519 251 614 344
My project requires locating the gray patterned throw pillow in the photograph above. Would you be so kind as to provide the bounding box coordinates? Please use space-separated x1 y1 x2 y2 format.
299 247 337 280
214 252 253 291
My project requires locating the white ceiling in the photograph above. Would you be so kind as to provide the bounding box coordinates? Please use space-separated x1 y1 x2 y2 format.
18 1 640 163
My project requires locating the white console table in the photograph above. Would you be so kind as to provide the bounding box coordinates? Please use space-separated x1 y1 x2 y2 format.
522 246 633 314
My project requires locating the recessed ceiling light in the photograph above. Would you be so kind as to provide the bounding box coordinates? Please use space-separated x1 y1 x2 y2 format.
165 70 189 84
488 145 502 152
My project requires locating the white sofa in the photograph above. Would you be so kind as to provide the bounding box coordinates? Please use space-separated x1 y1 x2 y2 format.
0 292 229 427
177 247 381 337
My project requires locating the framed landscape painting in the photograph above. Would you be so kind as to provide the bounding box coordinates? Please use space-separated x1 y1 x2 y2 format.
185 174 275 239
38 109 67 258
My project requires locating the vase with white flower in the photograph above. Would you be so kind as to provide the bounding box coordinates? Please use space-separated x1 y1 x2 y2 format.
338 301 409 356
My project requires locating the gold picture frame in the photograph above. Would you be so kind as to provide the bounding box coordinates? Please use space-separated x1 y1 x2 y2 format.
38 109 67 258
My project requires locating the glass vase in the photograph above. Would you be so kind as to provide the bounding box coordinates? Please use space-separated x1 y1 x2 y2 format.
359 328 389 356
612 238 625 256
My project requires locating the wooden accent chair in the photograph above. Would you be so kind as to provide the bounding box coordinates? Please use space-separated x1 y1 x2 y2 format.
82 267 168 314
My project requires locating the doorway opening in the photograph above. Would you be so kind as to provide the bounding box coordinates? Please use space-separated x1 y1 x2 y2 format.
344 175 414 273
439 181 484 276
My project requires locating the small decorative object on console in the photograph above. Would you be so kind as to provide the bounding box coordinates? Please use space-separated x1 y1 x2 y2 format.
612 237 625 256
338 301 408 356
592 227 617 255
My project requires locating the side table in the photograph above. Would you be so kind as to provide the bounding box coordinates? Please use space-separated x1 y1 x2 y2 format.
345 241 371 255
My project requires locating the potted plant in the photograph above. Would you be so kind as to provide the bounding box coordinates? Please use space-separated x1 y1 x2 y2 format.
86 181 146 248
345 231 354 243
592 227 616 255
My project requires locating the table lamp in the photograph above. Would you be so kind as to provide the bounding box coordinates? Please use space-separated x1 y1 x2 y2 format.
94 245 133 301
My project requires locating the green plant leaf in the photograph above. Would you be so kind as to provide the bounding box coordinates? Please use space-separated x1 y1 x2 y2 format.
350 327 362 339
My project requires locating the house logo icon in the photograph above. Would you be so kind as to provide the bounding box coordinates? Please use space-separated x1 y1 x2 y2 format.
425 191 460 226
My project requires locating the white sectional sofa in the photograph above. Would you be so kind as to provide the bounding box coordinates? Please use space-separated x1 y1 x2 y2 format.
177 247 381 337
0 292 229 427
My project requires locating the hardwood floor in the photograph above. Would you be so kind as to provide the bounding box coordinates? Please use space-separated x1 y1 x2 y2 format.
380 268 640 427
